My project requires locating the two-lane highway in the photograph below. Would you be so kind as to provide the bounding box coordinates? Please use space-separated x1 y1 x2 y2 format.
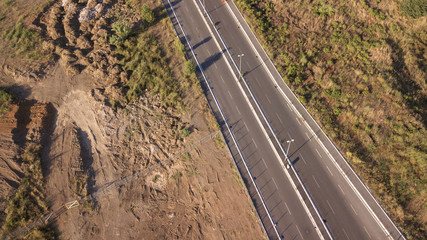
163 0 325 239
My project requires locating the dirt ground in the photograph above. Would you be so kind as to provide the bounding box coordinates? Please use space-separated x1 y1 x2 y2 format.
0 0 265 239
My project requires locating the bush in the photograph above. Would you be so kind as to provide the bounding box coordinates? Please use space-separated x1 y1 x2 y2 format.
0 89 12 115
141 4 155 24
400 0 427 18
175 38 185 54
184 59 196 77
109 22 132 46
312 2 335 18
180 128 190 138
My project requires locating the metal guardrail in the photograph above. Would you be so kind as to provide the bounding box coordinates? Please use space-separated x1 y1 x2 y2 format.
164 0 281 239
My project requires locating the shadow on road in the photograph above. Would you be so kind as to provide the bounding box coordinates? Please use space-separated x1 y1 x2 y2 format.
193 36 212 50
200 49 226 71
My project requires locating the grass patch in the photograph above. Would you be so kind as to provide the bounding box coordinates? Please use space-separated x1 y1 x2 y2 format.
400 0 427 18
2 20 45 60
115 30 181 107
170 172 183 180
174 125 191 139
0 88 12 116
1 143 55 239
214 135 224 149
141 3 155 24
182 152 192 161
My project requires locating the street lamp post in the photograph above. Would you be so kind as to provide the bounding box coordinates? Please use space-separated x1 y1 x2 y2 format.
286 139 294 169
286 139 294 155
238 54 244 79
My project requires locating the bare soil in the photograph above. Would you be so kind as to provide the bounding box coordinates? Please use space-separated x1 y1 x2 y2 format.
0 0 265 239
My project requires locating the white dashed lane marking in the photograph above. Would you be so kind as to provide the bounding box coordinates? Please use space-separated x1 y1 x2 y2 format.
326 200 335 215
315 149 322 158
235 105 241 115
300 155 307 165
326 166 334 176
350 203 358 216
312 175 320 188
295 117 302 125
338 184 345 195
275 113 283 124
285 202 292 215
342 229 351 240
364 226 372 240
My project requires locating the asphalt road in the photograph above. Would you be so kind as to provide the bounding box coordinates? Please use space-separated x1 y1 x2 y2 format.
163 0 324 239
163 0 405 239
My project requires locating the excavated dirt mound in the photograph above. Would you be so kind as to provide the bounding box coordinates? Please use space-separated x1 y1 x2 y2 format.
0 100 54 224
44 90 263 239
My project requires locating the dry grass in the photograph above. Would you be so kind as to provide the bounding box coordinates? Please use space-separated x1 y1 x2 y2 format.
235 0 426 238
1 143 55 239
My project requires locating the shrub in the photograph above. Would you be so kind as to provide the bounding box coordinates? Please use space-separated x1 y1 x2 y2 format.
0 89 12 115
180 128 190 138
400 0 427 18
312 2 335 18
109 22 132 46
184 59 196 77
333 107 342 115
175 38 185 54
171 172 183 179
141 4 155 24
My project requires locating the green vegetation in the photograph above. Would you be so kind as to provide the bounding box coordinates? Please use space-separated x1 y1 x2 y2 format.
0 88 12 115
117 31 181 106
184 59 196 77
2 20 44 60
170 172 183 179
214 135 224 149
174 125 190 139
235 0 426 238
182 152 192 161
1 143 55 239
312 2 335 18
108 4 190 108
109 22 132 47
400 0 427 18
141 3 155 24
